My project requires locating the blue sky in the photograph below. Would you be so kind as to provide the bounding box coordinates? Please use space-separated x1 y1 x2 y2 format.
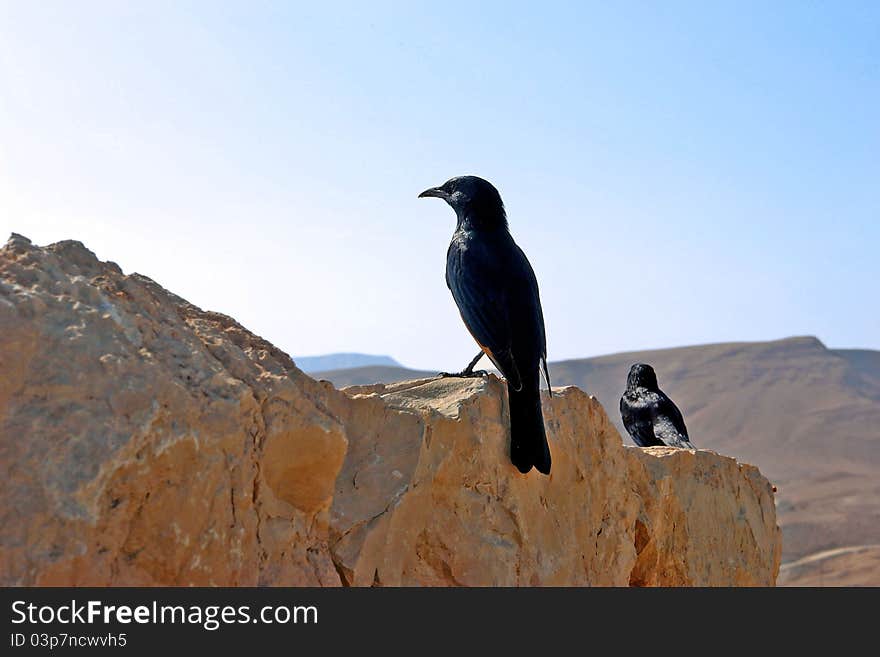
1 1 877 369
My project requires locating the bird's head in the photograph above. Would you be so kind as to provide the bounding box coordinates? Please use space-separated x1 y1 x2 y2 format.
627 363 659 391
418 175 507 229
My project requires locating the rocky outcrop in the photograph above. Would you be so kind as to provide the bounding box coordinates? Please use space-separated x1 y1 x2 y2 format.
0 234 781 586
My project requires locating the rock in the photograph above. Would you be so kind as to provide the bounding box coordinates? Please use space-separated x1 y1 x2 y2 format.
328 378 780 586
0 235 781 586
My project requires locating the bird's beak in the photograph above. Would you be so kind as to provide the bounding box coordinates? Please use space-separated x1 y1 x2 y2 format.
418 186 447 199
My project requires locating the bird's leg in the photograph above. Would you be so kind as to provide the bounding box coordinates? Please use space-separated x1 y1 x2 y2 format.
438 351 489 378
461 350 489 376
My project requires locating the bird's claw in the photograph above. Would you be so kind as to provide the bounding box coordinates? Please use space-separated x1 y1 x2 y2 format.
438 369 489 379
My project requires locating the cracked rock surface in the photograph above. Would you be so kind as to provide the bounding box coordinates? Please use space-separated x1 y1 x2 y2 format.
0 235 781 586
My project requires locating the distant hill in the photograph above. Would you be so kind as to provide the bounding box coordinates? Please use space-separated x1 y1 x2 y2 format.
777 545 880 586
313 360 489 386
312 336 880 585
293 352 401 373
311 364 436 387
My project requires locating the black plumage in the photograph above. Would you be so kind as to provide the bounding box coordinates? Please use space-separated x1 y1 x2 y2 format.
619 363 695 449
419 175 552 475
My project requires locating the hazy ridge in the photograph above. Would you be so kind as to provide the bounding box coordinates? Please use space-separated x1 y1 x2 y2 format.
293 352 402 373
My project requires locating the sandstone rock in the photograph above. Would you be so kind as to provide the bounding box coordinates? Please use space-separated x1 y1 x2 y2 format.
328 378 780 586
0 235 781 586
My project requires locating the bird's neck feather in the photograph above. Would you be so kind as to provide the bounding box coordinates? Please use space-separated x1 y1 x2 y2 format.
457 209 508 232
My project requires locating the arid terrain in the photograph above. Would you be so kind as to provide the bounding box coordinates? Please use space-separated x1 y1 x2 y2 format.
314 337 880 586
0 235 781 586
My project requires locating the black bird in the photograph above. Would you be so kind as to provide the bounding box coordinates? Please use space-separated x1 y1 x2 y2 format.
619 363 695 449
419 175 552 475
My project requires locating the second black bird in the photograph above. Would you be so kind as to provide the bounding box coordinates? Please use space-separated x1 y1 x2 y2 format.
620 363 695 449
419 175 552 475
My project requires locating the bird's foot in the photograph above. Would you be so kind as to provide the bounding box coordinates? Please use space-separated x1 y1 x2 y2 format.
438 369 489 379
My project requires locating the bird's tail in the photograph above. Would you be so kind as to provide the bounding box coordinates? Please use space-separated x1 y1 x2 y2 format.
508 380 552 475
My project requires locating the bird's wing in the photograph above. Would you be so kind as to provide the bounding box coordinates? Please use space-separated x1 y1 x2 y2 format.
514 243 551 395
652 415 694 448
653 394 694 448
447 241 523 391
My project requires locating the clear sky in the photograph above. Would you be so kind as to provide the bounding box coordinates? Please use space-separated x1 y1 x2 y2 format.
1 1 878 370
